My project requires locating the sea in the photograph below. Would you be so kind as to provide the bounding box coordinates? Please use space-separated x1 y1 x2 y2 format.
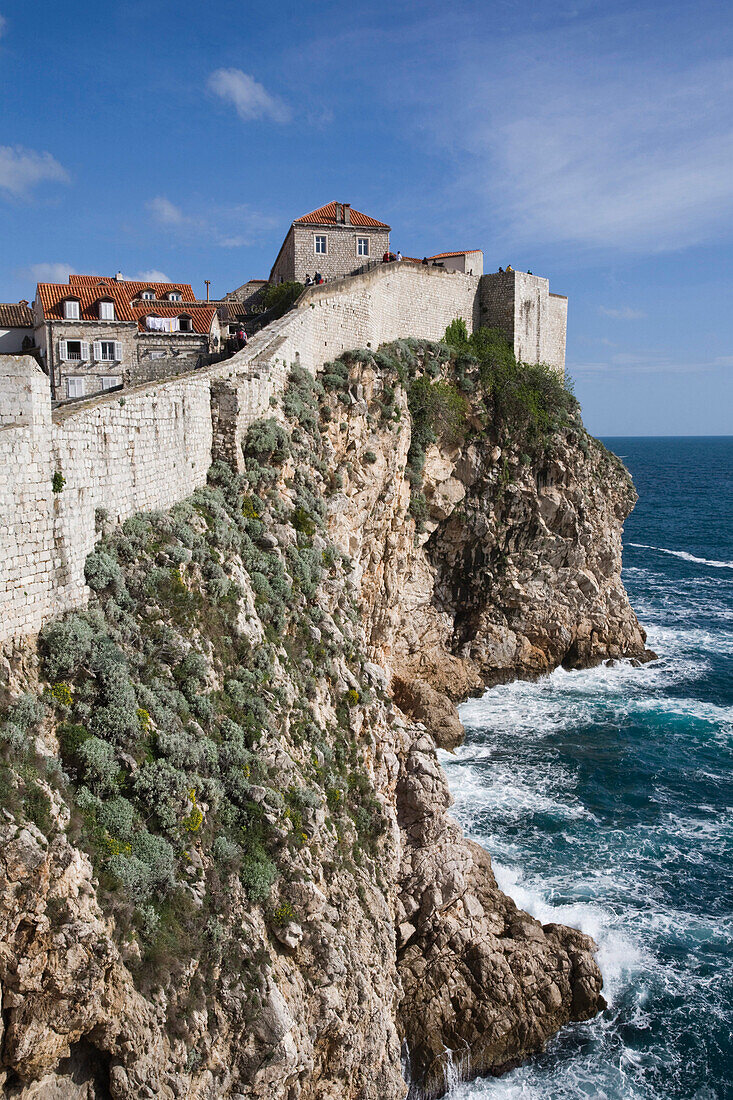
438 437 733 1100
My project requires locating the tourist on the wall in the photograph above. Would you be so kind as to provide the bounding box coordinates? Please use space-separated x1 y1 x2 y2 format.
305 273 313 286
397 251 402 262
382 251 390 263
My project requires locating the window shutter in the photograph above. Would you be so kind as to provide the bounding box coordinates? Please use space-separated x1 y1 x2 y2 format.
93 341 102 361
80 341 90 360
59 339 68 361
114 342 122 361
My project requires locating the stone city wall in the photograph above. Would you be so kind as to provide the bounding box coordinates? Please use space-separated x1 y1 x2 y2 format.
478 270 566 374
1 263 482 644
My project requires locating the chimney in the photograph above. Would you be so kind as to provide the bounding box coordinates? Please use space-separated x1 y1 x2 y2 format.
115 271 124 281
334 202 342 223
19 299 28 306
343 203 351 225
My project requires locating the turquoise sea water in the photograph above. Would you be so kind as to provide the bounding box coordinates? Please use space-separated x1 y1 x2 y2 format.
439 437 733 1100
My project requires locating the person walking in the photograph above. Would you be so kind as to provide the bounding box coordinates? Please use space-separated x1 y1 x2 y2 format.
397 251 403 262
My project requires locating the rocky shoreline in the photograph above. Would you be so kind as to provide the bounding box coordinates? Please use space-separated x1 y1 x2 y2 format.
0 337 652 1098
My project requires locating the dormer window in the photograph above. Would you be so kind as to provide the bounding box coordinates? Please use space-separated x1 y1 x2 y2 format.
141 289 155 300
63 298 80 320
178 314 193 332
98 299 115 321
167 291 182 302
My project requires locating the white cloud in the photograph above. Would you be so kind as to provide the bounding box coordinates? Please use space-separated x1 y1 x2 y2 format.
132 269 171 283
24 262 76 283
429 31 733 253
207 68 291 124
147 196 188 226
599 307 646 320
571 353 718 377
0 145 69 198
0 15 7 38
146 195 277 248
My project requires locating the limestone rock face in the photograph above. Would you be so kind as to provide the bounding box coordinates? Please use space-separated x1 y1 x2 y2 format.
0 347 649 1098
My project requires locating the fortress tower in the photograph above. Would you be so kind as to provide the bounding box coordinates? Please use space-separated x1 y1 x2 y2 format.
479 269 567 374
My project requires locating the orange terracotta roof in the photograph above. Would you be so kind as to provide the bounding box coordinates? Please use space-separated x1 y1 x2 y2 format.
294 201 390 229
0 302 34 327
429 250 482 259
68 274 195 299
132 303 217 335
36 281 216 334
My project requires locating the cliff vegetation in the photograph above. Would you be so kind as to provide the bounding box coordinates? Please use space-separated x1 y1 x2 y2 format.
0 330 651 1099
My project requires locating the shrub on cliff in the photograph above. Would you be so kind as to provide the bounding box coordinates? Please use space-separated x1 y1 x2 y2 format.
242 419 290 465
442 323 580 453
444 317 470 352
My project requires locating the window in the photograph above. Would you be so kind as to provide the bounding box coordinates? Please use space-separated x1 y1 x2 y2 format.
357 237 369 256
141 289 155 300
167 291 182 301
65 340 83 360
66 376 85 398
63 299 80 320
98 299 115 320
314 235 327 254
95 340 120 361
178 314 193 332
100 376 121 390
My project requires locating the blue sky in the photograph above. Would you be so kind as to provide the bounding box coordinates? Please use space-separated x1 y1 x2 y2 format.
1 0 732 435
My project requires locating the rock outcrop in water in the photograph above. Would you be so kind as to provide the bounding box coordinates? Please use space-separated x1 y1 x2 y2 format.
0 337 650 1098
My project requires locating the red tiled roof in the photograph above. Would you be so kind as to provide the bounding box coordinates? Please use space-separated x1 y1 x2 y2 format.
132 304 217 335
293 201 390 229
68 274 196 299
36 281 216 334
429 250 482 259
0 302 34 327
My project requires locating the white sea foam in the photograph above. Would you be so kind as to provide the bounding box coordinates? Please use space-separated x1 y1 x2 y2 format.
644 622 733 657
455 661 727 749
628 543 733 570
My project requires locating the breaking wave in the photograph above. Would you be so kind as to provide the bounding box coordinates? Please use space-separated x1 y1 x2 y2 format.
628 543 733 570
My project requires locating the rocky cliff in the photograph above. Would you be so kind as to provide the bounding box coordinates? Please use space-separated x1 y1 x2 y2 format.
0 334 652 1099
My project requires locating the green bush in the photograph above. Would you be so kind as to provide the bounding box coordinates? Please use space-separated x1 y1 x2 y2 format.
85 550 125 595
78 737 120 795
261 281 304 319
242 419 290 465
444 317 470 351
6 693 46 732
240 843 277 902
